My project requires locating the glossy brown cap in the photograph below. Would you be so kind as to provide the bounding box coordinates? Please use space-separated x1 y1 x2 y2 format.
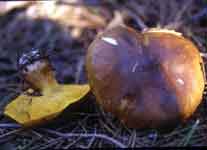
86 26 205 129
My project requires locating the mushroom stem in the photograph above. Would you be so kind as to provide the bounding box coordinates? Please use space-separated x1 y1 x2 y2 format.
23 59 59 94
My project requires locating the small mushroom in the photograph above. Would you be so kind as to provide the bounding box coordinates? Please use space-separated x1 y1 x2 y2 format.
86 26 205 129
4 49 90 126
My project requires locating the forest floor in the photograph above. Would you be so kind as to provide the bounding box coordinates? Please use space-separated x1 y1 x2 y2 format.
0 0 206 149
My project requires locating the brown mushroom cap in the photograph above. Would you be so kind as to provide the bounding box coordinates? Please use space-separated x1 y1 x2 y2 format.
86 26 205 129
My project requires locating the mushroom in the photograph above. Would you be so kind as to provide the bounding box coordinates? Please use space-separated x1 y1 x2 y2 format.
86 26 205 129
4 49 90 126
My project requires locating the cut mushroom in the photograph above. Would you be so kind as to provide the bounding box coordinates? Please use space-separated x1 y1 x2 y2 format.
4 49 90 126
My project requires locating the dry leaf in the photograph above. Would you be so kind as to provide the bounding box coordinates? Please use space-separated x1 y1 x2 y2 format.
0 1 32 15
25 1 106 28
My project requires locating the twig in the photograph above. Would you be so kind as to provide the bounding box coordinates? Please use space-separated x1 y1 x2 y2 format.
98 107 117 131
0 123 21 128
38 137 63 150
74 128 96 149
75 56 84 84
20 136 43 150
63 136 82 149
166 6 207 29
41 128 126 148
128 129 137 147
173 0 193 22
122 0 148 30
99 120 117 138
0 129 22 139
84 133 96 148
29 136 63 150
179 119 200 146
191 7 207 22
124 9 148 31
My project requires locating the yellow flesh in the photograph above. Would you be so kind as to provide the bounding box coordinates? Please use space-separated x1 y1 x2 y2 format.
4 84 90 126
